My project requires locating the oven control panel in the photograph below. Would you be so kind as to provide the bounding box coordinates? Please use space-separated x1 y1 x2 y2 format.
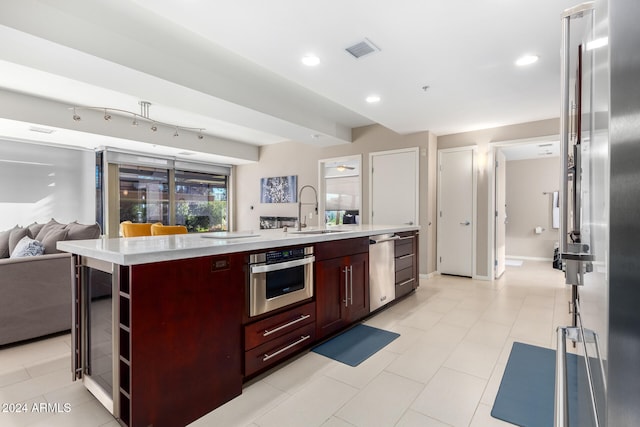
265 248 307 264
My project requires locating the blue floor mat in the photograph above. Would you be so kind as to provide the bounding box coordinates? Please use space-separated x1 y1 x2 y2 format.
491 342 581 427
312 324 400 367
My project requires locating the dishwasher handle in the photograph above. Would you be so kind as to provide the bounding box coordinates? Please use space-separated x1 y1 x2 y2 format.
369 235 400 244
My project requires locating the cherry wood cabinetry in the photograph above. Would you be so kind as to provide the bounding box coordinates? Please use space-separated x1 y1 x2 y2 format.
119 253 244 427
395 231 419 299
315 238 370 340
244 301 316 377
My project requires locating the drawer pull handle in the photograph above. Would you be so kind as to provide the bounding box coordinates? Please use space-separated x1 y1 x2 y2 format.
263 335 311 362
397 278 415 287
398 235 415 241
397 254 414 260
263 314 311 337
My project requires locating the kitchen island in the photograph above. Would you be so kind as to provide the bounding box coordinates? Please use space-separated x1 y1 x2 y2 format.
58 224 419 427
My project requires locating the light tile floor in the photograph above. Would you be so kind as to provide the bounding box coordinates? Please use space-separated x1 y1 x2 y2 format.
0 261 569 427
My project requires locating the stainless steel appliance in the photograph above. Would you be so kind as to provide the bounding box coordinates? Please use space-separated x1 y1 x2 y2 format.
369 234 399 312
554 1 640 425
248 246 314 317
556 4 607 427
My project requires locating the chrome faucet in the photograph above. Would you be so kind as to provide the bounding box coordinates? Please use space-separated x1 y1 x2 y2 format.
297 185 318 231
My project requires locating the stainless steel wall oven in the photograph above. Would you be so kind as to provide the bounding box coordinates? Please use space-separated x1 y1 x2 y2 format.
248 246 314 317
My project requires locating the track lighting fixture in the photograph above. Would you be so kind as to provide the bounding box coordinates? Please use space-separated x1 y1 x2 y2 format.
69 101 205 140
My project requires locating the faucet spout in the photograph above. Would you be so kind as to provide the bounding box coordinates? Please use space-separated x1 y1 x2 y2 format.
297 185 318 231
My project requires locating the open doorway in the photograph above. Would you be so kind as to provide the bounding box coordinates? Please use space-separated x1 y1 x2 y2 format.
490 138 561 280
318 155 362 226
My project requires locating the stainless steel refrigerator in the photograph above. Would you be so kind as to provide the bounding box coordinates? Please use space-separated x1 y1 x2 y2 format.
556 0 640 425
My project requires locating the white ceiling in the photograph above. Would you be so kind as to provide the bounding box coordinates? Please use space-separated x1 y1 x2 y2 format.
0 0 577 164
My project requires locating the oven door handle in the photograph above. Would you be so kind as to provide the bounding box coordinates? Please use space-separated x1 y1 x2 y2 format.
250 256 315 274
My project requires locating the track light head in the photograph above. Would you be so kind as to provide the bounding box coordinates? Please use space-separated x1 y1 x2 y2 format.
103 109 111 121
173 128 179 137
150 124 158 132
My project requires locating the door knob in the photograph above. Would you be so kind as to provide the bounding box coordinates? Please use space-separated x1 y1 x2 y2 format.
460 221 471 226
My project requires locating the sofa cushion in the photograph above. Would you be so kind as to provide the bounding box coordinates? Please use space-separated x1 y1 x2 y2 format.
8 227 32 254
65 221 101 240
35 219 66 241
0 225 18 259
40 228 69 254
10 236 45 258
27 222 45 238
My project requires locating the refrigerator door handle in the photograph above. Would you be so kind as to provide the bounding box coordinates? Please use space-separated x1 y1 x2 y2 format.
554 327 569 427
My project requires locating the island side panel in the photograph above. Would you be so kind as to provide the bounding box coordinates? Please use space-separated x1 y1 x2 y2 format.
126 253 245 427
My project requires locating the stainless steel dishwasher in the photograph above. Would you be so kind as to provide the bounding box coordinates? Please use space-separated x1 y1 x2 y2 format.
369 234 399 312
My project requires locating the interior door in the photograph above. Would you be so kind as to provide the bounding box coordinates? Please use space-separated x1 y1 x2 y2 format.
370 148 418 226
438 148 474 277
495 149 507 278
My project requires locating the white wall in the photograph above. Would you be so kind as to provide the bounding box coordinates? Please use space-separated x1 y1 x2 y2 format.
234 124 437 275
505 156 560 259
0 139 96 230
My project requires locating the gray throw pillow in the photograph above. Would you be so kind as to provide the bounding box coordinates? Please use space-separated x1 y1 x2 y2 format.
40 228 69 254
27 222 45 238
35 219 66 241
10 236 45 258
0 226 18 258
65 221 101 240
8 227 31 254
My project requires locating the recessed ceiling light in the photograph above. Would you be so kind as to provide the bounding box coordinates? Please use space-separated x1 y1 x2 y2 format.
366 95 381 103
515 55 539 66
301 54 320 66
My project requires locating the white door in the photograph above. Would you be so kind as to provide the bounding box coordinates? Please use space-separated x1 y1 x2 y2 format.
438 148 474 277
495 150 507 278
370 148 418 226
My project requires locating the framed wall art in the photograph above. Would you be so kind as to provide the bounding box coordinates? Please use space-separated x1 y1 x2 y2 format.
260 175 297 203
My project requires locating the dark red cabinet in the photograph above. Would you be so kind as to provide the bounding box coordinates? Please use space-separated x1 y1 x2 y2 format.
315 238 369 340
120 253 244 427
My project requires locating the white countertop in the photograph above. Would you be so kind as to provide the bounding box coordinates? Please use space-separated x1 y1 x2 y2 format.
57 224 419 266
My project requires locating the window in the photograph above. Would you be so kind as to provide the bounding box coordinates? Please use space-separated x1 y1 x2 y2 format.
175 170 228 232
119 166 170 224
98 149 231 235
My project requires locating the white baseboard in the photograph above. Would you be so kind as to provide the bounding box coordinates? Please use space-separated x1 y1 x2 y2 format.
506 256 553 262
420 272 438 280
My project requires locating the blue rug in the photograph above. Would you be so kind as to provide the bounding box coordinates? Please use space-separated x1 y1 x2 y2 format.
492 342 580 427
312 324 400 367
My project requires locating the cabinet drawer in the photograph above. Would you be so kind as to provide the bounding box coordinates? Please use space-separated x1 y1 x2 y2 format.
395 241 414 258
396 266 414 284
315 237 369 261
245 323 315 377
244 301 316 351
395 277 415 299
395 253 414 271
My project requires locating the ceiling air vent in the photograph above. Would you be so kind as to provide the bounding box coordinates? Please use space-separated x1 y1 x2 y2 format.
345 38 380 59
